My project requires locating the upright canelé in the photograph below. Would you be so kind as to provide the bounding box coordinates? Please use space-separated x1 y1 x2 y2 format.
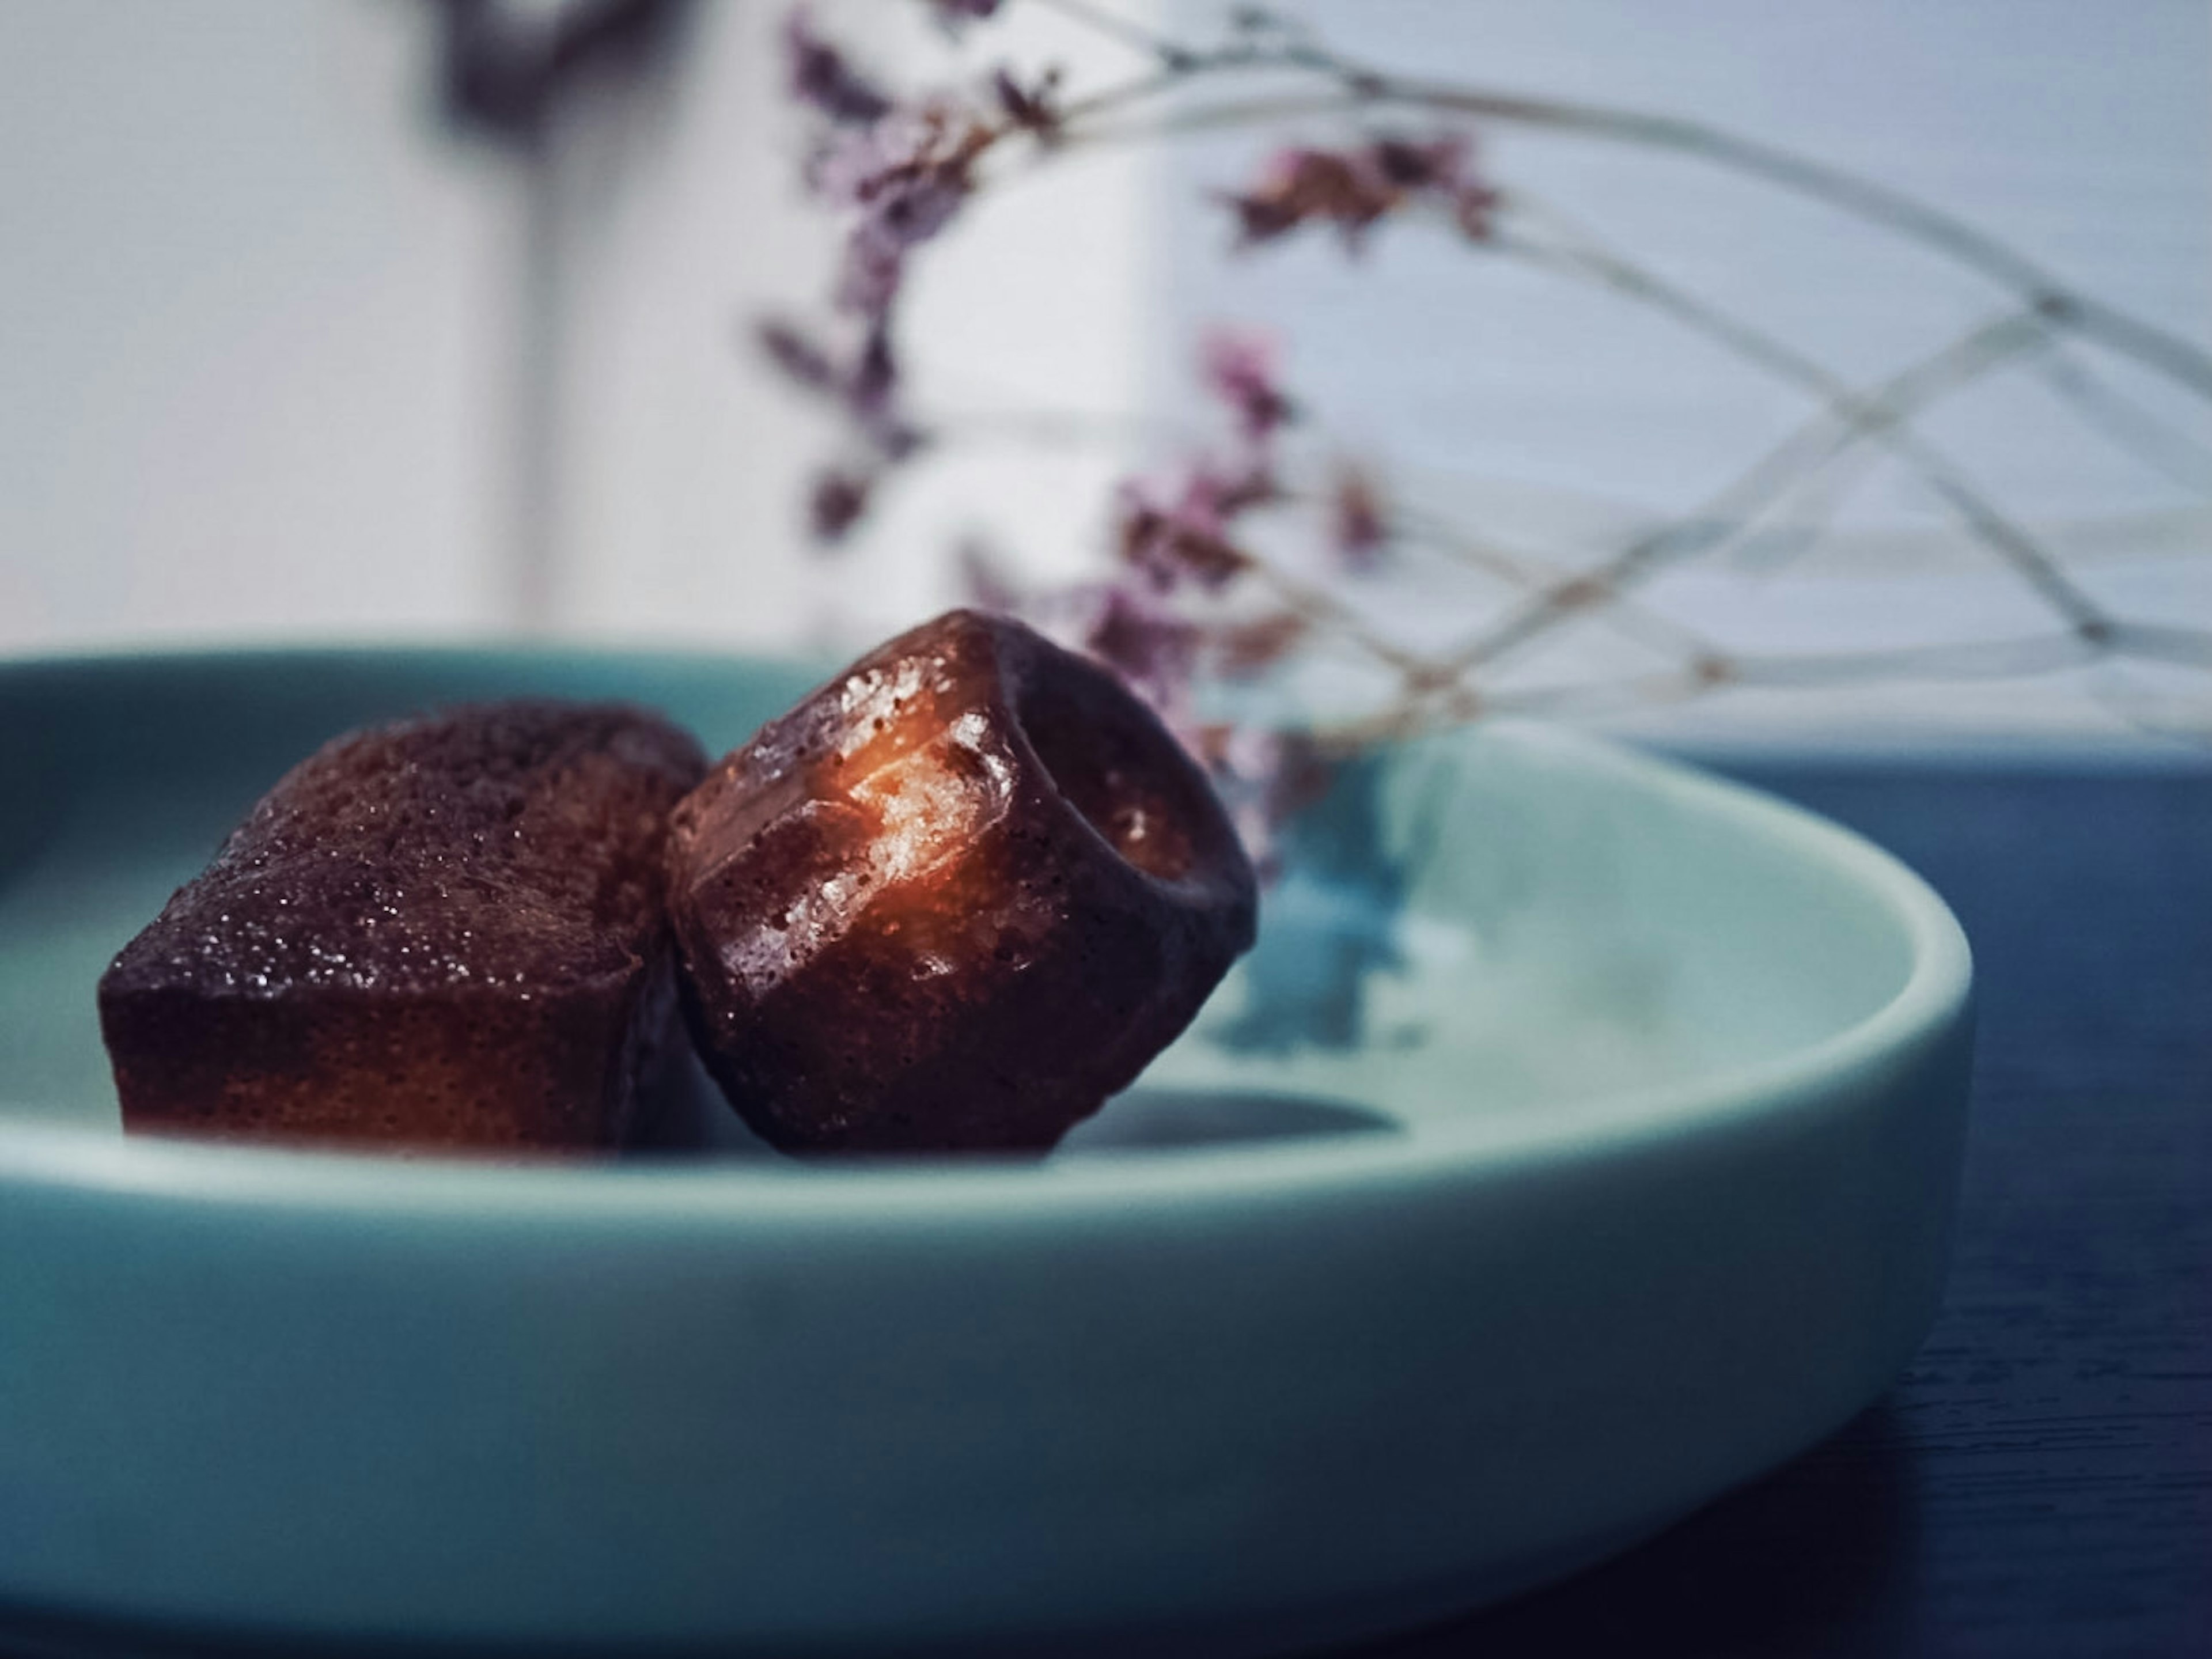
664 609 1259 1153
99 701 706 1149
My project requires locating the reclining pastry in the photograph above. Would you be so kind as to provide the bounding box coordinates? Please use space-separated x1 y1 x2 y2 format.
99 700 706 1150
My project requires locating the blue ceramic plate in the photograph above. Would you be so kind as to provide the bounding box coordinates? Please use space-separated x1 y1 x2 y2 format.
0 648 1971 1656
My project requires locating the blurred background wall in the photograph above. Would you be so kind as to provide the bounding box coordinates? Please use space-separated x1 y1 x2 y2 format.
0 1 512 650
0 0 1154 657
1 0 2205 734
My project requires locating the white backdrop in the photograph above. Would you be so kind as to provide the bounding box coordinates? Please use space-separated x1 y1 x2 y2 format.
1144 0 2212 738
0 0 513 650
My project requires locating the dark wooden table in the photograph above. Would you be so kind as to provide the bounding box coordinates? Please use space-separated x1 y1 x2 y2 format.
1350 749 2212 1658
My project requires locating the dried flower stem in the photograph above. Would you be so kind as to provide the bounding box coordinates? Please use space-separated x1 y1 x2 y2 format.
1487 213 2109 636
768 0 2212 786
1040 58 2212 408
1419 299 2072 679
2031 353 2212 498
1721 315 2062 576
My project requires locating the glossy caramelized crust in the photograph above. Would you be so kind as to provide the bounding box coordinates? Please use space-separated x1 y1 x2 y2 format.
99 701 707 1150
665 609 1259 1153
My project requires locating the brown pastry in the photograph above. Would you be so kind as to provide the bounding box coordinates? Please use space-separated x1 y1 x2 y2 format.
99 700 706 1150
665 609 1258 1153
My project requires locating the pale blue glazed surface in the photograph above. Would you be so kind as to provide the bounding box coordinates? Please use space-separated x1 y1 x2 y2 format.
0 648 1972 1654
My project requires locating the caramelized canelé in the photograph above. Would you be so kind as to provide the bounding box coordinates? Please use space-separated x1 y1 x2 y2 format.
665 609 1258 1154
99 700 706 1150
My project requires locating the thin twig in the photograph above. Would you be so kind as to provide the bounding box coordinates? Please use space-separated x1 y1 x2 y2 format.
1728 631 2107 685
1232 558 1440 679
1709 312 2061 574
1416 299 2073 683
1493 210 2111 636
2031 353 2212 497
782 2 2212 751
1387 503 1733 664
1322 625 2207 750
1052 67 2212 406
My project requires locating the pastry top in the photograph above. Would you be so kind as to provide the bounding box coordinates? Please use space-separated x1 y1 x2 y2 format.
104 700 707 1002
667 609 1255 1009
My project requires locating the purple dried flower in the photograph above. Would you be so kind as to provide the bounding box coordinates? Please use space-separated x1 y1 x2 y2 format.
1451 177 1502 241
782 8 892 126
1330 463 1389 571
991 66 1063 138
808 467 873 544
1224 147 1397 250
1368 133 1467 191
754 316 842 394
752 315 921 462
1365 131 1500 239
1073 579 1202 724
811 105 988 320
1116 468 1259 594
1109 330 1297 597
1221 130 1497 251
874 149 976 242
925 0 1004 32
836 221 908 321
847 324 925 459
1200 329 1294 444
847 323 898 423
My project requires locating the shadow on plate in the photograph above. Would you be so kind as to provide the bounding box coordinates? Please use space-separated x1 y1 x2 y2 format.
1058 1088 1399 1153
630 1050 1399 1161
